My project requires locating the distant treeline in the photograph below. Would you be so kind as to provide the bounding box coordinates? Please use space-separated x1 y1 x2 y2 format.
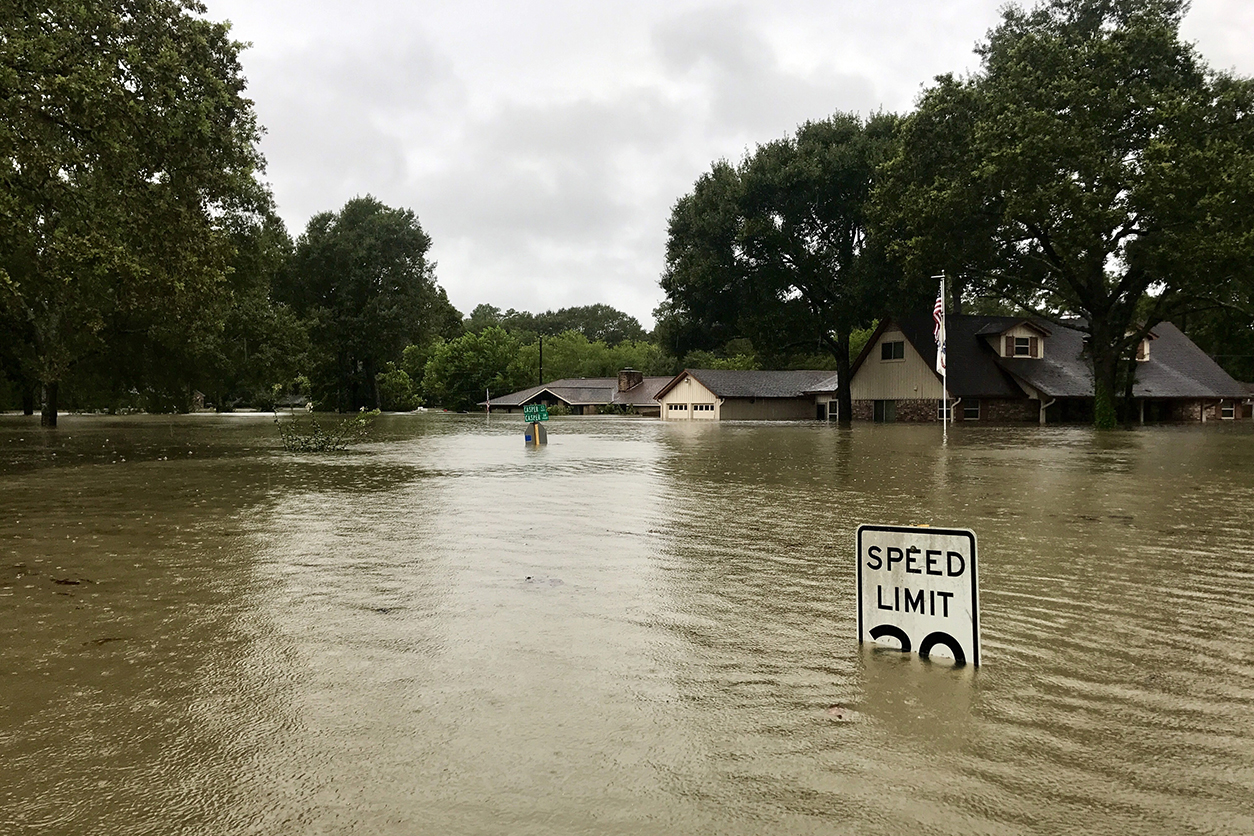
4 0 1252 428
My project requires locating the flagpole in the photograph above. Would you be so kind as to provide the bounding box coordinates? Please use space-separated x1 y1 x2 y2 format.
942 273 948 444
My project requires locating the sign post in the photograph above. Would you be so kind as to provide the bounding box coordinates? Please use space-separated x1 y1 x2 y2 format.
522 403 549 446
856 524 979 666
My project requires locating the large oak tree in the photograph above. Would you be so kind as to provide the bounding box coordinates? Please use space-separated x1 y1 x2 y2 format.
278 196 462 411
661 113 904 424
0 0 270 425
877 0 1254 428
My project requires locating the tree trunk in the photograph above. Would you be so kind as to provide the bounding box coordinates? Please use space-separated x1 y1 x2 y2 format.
1090 332 1119 430
950 275 966 316
1119 352 1139 428
834 330 853 427
21 385 35 416
40 382 58 428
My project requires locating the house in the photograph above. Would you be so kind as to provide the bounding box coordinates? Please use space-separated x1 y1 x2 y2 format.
654 369 835 421
483 369 671 416
845 313 1249 423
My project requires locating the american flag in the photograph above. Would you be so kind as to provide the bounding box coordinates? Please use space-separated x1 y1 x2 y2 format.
933 281 946 374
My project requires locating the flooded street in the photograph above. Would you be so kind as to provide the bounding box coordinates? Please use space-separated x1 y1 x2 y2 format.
2 414 1252 835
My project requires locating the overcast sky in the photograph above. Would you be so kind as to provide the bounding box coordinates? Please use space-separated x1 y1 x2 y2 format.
208 0 1254 328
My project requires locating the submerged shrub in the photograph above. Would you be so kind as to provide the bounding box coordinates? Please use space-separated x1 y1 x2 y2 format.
275 408 380 452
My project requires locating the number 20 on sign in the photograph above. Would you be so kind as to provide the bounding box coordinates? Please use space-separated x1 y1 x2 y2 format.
856 524 980 666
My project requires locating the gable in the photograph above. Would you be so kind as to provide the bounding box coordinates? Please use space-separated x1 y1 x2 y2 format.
656 373 718 404
850 328 944 400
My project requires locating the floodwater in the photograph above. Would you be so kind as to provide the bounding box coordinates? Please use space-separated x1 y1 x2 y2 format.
2 413 1252 835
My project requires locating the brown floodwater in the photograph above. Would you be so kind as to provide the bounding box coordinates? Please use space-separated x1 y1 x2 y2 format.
1 413 1252 835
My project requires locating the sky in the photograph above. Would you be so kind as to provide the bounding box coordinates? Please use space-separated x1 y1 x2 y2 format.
207 0 1254 329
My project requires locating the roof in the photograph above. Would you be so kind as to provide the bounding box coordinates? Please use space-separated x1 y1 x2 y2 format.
484 376 672 408
655 369 835 400
807 372 841 394
611 376 672 407
852 313 1245 401
996 320 1246 399
973 319 1051 337
891 313 1029 399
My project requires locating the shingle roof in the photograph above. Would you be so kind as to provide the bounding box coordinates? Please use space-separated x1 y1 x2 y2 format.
657 369 836 400
611 376 672 407
807 372 841 394
995 320 1246 399
484 377 672 407
875 313 1245 400
893 313 1028 399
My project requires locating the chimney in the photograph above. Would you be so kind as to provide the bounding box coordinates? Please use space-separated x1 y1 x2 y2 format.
618 368 643 392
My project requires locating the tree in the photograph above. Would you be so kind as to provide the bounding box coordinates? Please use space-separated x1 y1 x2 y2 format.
661 113 904 424
0 0 270 426
422 326 529 411
279 196 462 411
878 0 1254 428
194 212 308 410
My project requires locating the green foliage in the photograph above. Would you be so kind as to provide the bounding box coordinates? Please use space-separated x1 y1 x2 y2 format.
377 364 419 411
278 196 462 412
275 408 380 453
511 331 675 382
466 303 647 346
0 0 271 426
423 327 530 411
680 350 760 371
849 326 876 361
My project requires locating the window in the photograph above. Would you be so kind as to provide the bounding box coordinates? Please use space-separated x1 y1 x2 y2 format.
963 401 980 420
874 400 896 422
692 403 715 411
880 340 905 361
937 399 951 420
1005 335 1040 358
668 402 687 412
1222 402 1235 420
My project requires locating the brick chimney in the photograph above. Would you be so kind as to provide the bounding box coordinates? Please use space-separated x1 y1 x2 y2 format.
618 368 644 392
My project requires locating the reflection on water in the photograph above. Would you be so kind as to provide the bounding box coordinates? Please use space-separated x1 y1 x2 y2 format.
2 414 1252 834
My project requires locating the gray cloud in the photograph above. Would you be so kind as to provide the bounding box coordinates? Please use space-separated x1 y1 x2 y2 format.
212 0 1254 326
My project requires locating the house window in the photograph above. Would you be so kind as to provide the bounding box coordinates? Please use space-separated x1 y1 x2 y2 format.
1221 402 1235 420
1005 335 1040 358
963 401 980 420
937 400 951 420
668 402 687 412
1136 339 1150 361
880 340 905 361
692 403 715 412
874 400 896 422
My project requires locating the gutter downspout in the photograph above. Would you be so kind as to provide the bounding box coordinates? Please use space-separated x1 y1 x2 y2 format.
1039 398 1056 426
950 397 961 423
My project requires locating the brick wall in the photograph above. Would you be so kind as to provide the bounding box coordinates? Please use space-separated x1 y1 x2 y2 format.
977 398 1039 423
894 398 939 422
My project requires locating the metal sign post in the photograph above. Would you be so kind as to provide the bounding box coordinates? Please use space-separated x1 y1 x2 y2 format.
856 524 980 666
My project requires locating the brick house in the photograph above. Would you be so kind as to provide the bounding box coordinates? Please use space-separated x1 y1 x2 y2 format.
836 313 1248 424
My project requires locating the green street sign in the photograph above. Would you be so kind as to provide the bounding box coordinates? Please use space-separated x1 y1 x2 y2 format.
523 404 550 422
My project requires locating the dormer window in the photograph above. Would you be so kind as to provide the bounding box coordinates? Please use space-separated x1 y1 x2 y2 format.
1136 339 1150 361
1004 335 1040 358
